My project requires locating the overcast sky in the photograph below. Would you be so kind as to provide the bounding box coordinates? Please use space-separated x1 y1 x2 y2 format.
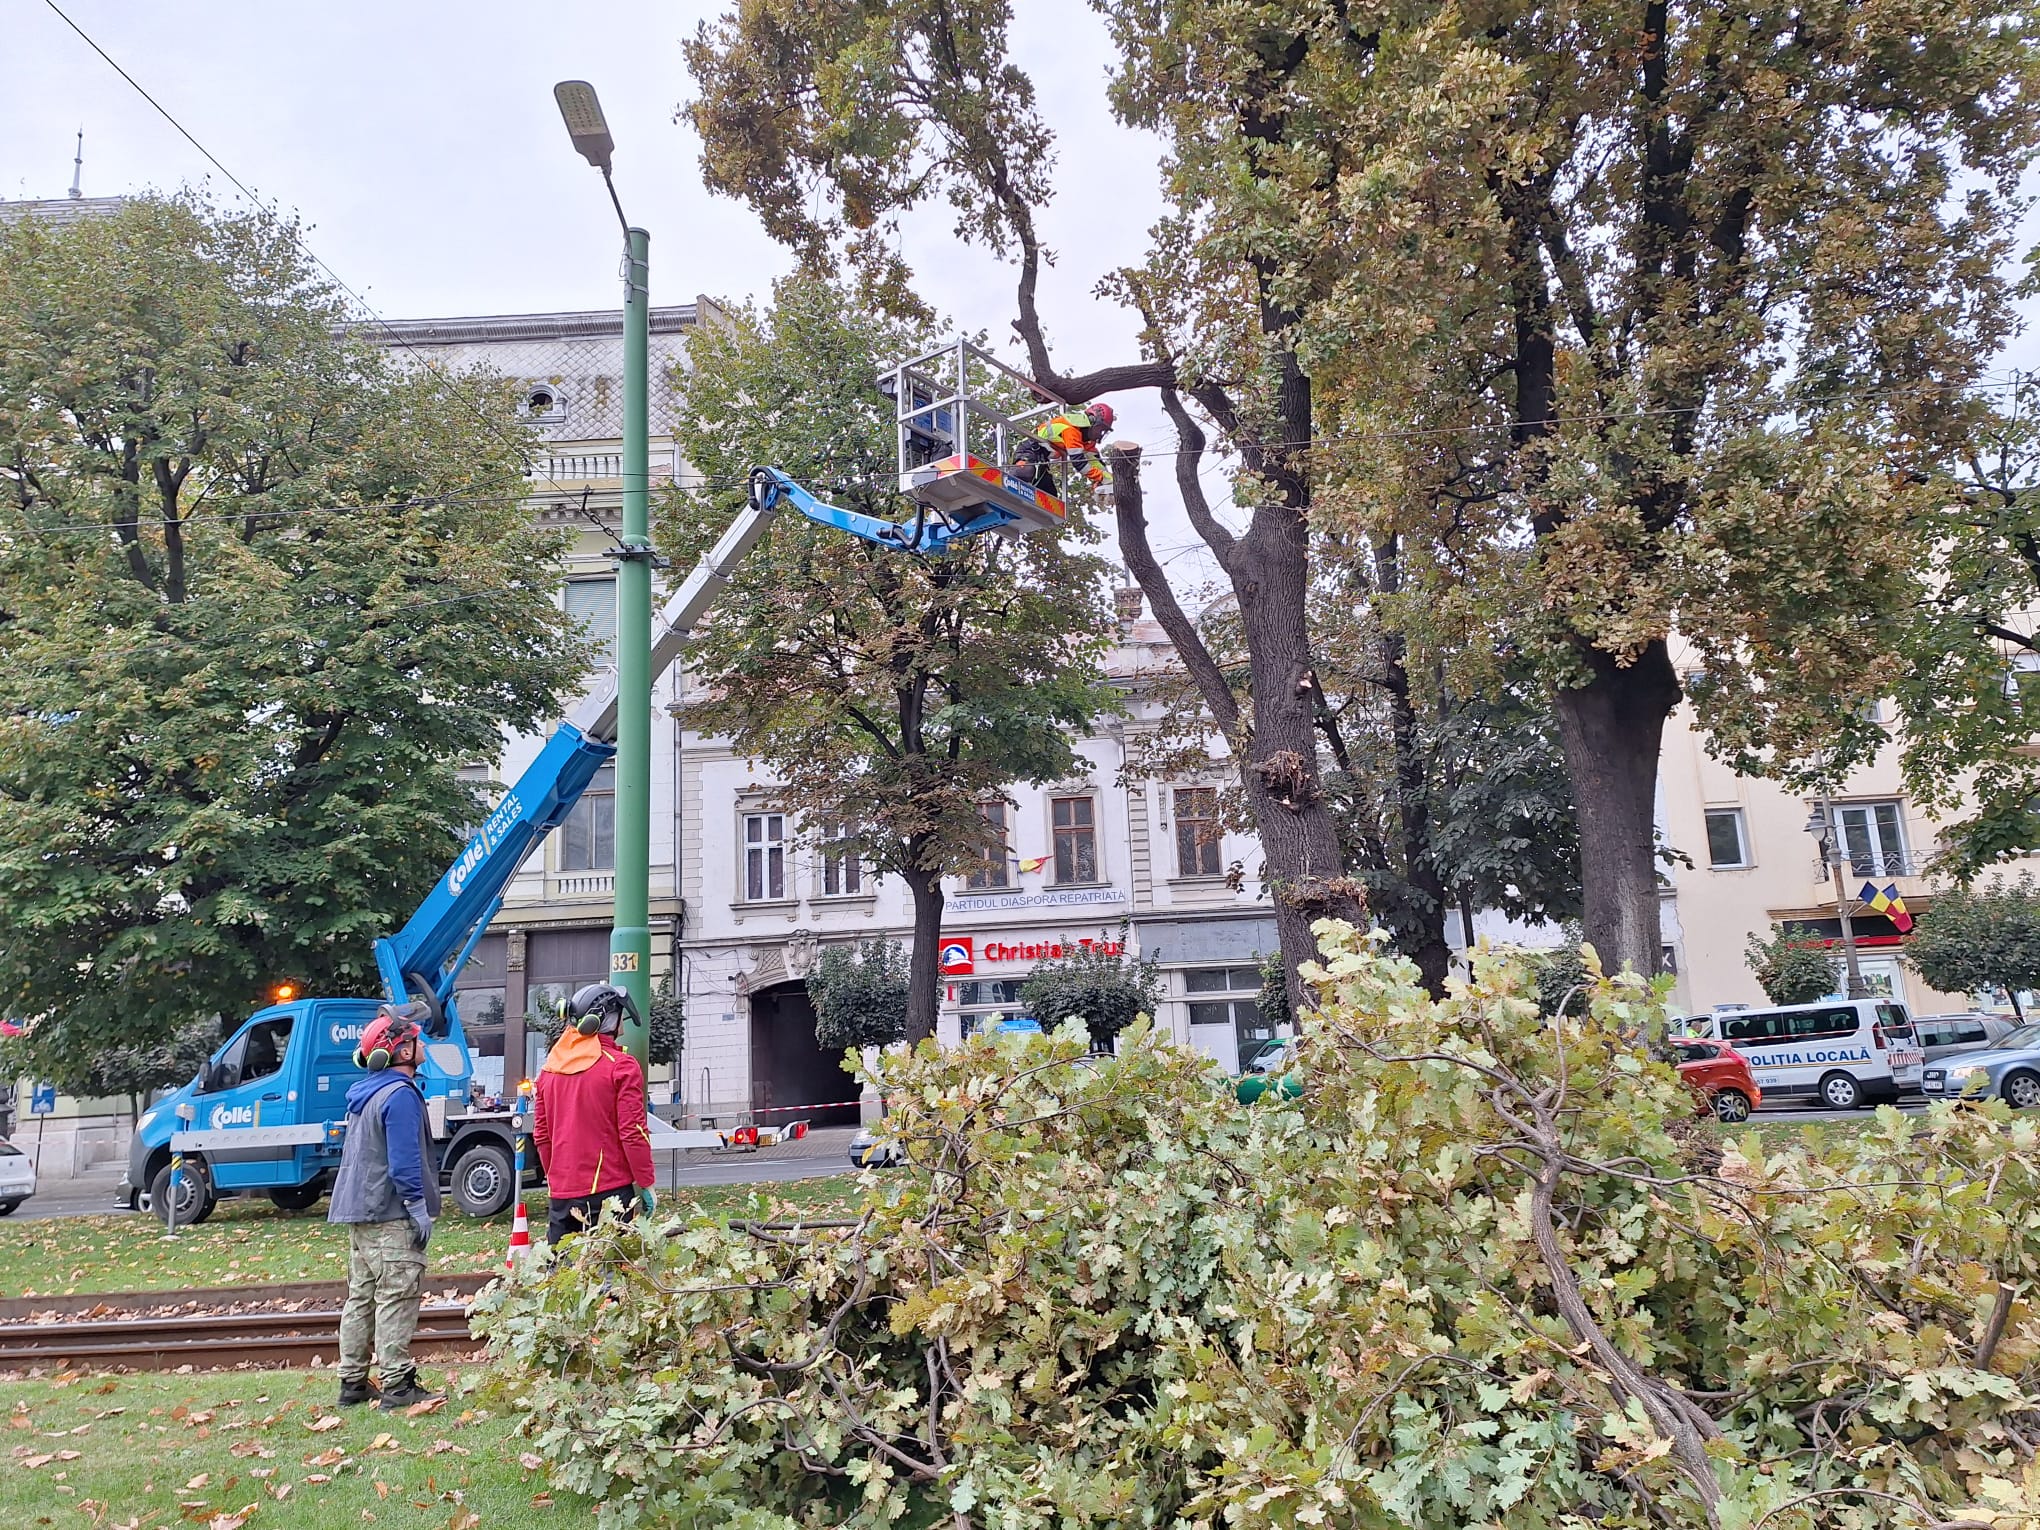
4 0 1232 576
7 0 2039 585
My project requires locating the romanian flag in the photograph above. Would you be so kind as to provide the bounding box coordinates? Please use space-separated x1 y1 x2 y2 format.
1860 881 1915 934
1016 855 1050 874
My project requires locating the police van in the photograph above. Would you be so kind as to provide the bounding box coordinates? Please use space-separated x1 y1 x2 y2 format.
1690 999 1923 1110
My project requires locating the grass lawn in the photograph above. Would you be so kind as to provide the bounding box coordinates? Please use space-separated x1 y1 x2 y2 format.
0 1362 562 1530
0 1175 861 1297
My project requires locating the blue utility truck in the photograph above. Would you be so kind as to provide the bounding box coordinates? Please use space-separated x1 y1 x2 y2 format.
120 433 1067 1223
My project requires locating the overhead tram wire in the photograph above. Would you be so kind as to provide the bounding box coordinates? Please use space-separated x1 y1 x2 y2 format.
38 0 582 506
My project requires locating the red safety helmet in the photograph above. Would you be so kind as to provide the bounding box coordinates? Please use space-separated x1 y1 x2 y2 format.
1088 401 1115 431
355 1007 423 1071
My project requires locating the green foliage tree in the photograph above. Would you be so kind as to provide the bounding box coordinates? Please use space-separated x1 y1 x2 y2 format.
1905 876 2040 1020
480 926 2040 1528
0 194 586 1066
682 0 2039 990
659 275 1117 1044
807 940 916 1052
1745 922 1841 1007
1018 937 1160 1046
0 1012 221 1124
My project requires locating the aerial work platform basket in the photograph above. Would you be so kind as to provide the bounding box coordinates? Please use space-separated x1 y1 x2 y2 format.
878 340 1071 535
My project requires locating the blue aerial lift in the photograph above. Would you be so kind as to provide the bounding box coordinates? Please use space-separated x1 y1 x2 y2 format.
120 347 1081 1223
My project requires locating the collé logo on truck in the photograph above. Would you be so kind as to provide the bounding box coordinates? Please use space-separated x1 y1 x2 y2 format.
447 791 526 898
328 1021 366 1046
208 1103 256 1130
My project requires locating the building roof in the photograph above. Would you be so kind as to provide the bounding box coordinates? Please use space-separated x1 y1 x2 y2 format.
0 196 127 227
368 307 699 347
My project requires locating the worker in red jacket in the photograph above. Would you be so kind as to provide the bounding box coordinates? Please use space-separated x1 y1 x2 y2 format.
1011 401 1115 497
531 983 658 1243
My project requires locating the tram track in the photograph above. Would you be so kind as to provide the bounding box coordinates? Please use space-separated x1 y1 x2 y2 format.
0 1274 495 1372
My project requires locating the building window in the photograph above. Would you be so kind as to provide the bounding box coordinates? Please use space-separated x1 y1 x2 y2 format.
1184 966 1274 1070
1051 795 1098 883
1704 809 1748 869
1174 787 1222 877
559 764 614 871
955 978 1028 1037
565 577 617 665
525 385 567 423
818 822 863 897
744 811 788 901
965 801 1011 890
1830 800 1910 877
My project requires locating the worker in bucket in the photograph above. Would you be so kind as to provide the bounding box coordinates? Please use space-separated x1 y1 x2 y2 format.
532 982 658 1243
329 1004 442 1410
1011 401 1115 497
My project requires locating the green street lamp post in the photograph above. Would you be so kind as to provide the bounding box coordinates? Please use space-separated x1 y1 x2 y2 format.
555 80 652 1070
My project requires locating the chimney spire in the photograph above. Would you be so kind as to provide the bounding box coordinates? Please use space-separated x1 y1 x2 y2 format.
68 130 83 199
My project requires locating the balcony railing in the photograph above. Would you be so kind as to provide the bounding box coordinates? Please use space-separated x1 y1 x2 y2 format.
1818 852 1926 881
552 873 615 897
534 452 623 482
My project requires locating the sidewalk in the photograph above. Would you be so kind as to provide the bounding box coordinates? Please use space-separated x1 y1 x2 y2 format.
652 1125 857 1190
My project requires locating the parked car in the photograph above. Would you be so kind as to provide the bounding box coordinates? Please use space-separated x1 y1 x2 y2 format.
847 1125 902 1168
1669 1037 1762 1123
0 1140 37 1215
1920 1022 2040 1106
1688 998 1923 1109
1914 1012 2020 1063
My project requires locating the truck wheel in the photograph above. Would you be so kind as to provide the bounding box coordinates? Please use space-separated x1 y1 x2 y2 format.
450 1143 513 1218
1818 1072 1863 1111
267 1181 325 1214
150 1160 216 1226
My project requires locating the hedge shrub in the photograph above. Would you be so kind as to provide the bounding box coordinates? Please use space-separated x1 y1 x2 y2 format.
475 925 2040 1529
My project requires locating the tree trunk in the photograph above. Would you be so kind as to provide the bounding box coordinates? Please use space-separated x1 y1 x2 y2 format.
901 863 944 1046
1226 523 1368 1014
1376 536 1452 997
1553 641 1682 978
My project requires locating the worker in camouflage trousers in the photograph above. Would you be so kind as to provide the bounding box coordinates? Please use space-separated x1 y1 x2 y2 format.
328 1005 442 1410
533 983 657 1243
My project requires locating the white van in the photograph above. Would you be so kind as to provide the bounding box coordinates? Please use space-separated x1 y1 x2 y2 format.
1690 999 1923 1110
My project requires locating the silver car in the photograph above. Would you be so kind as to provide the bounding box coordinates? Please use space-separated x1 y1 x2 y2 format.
1920 1021 2040 1107
1914 1012 2020 1064
0 1140 37 1215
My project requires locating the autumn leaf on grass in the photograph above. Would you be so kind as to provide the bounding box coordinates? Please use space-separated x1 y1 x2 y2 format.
404 1397 445 1418
207 1505 257 1530
517 1452 544 1471
186 1474 211 1491
266 1482 291 1502
306 1415 343 1433
448 1511 479 1530
307 1447 347 1467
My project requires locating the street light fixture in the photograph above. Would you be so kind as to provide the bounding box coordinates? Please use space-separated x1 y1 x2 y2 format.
555 79 654 1074
554 81 629 235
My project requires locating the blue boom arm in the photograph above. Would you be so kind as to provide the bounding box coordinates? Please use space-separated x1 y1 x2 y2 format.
372 723 616 1025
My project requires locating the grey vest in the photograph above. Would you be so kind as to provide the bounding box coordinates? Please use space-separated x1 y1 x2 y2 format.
328 1077 443 1224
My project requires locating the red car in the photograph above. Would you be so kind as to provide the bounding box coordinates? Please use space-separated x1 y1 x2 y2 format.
1670 1037 1761 1123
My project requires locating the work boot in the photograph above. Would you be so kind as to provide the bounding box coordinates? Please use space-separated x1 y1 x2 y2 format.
336 1376 381 1407
376 1369 441 1411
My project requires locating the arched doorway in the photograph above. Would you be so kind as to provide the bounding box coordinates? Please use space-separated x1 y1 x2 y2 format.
748 980 860 1126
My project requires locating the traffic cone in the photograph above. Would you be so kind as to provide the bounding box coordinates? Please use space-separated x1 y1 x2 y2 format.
503 1202 533 1269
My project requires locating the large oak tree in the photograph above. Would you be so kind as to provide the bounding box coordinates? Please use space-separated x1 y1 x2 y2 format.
684 1 2039 981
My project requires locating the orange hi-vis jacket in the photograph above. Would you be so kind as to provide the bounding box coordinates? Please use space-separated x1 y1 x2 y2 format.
1034 410 1102 454
531 1031 656 1198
